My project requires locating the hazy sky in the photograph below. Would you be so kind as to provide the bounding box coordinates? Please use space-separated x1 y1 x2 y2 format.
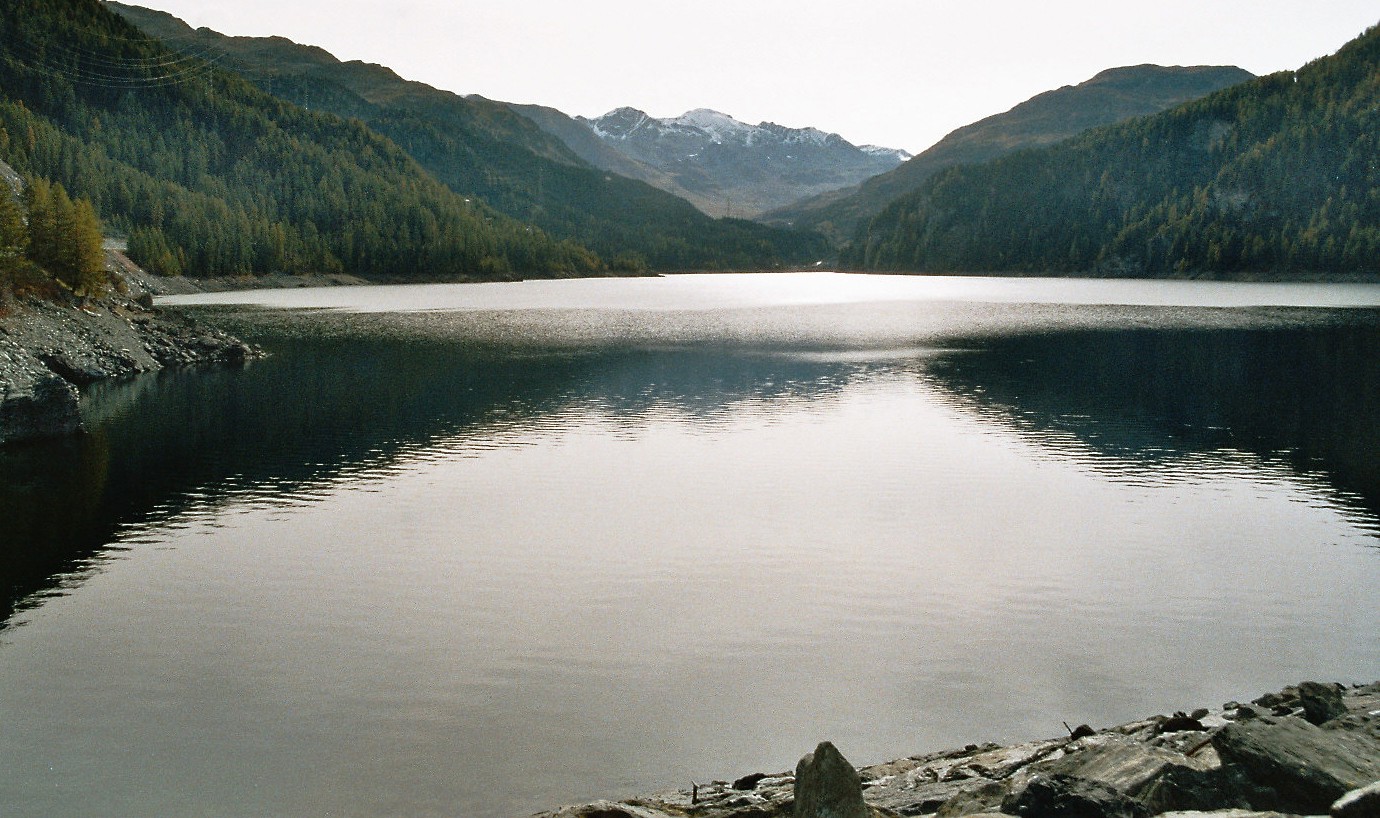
125 1 1378 153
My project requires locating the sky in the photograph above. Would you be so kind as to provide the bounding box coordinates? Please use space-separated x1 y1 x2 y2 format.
123 1 1379 154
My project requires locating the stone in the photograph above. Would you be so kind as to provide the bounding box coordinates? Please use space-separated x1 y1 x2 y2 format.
1212 716 1380 814
1136 764 1267 815
0 371 81 444
1159 805 1319 811
1001 773 1150 818
1300 681 1349 725
935 780 1011 818
1229 706 1258 721
546 800 674 818
1157 715 1207 734
867 779 974 816
794 742 869 818
1332 780 1380 818
1037 734 1203 799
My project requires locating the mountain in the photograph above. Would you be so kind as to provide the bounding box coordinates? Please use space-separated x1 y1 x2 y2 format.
111 3 827 272
542 107 910 219
506 102 692 206
846 23 1380 279
766 64 1255 245
0 0 610 280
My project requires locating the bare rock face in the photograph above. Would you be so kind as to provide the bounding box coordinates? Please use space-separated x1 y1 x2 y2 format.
0 342 82 444
794 742 869 818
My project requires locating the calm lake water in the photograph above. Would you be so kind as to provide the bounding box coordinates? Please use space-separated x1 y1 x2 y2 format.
3 273 1379 817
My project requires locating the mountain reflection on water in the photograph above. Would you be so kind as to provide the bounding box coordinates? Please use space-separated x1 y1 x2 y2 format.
926 320 1380 523
4 302 1378 628
1 326 863 625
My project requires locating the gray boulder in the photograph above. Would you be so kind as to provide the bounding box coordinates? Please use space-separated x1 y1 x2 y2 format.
1332 780 1380 818
1212 716 1380 814
1038 735 1197 798
0 369 81 444
794 742 869 818
545 800 673 818
1299 682 1348 725
935 780 1011 817
1001 773 1150 818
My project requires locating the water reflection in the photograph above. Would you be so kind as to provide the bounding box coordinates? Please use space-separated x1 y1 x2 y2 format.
925 320 1380 523
0 329 868 626
5 306 1380 629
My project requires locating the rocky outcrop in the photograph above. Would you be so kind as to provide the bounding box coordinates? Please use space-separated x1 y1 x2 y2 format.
1212 716 1380 814
1300 683 1350 726
1330 780 1380 818
0 286 256 445
794 742 872 818
528 682 1380 818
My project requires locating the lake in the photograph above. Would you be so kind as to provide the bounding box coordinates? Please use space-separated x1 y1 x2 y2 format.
2 273 1379 817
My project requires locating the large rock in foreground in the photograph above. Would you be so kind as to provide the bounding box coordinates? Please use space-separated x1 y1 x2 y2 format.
1212 715 1380 814
794 742 871 818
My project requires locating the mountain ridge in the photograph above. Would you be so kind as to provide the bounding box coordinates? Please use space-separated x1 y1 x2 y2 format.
845 22 1380 279
0 0 612 280
519 105 910 219
766 64 1255 245
109 2 827 272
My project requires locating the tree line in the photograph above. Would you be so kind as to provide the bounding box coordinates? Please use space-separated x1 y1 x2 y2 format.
847 23 1380 279
0 0 605 280
1 175 106 299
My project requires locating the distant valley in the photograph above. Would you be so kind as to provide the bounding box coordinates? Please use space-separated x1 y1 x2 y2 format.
513 105 910 219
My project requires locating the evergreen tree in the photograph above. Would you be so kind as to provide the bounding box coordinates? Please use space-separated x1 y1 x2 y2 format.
849 23 1380 279
0 188 26 299
23 176 107 293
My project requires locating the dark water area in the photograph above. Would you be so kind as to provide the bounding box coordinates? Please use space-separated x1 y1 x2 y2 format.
2 275 1379 818
928 320 1380 525
9 315 1379 625
1 322 880 626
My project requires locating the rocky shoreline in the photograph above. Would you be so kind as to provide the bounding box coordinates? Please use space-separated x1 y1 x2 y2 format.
537 681 1380 818
0 267 257 446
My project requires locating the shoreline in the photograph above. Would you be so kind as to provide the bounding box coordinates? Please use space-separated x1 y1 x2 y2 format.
534 680 1380 818
0 263 258 446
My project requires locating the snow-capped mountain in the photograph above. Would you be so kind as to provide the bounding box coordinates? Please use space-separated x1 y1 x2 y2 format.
572 107 911 219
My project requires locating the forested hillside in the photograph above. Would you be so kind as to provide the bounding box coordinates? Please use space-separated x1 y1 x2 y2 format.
111 3 826 273
847 24 1380 278
765 65 1252 245
0 0 609 279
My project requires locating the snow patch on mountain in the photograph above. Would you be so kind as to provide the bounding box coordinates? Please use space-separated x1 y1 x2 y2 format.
573 106 912 218
861 145 914 162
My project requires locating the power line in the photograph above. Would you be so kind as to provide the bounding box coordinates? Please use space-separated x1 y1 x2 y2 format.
2 32 227 90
